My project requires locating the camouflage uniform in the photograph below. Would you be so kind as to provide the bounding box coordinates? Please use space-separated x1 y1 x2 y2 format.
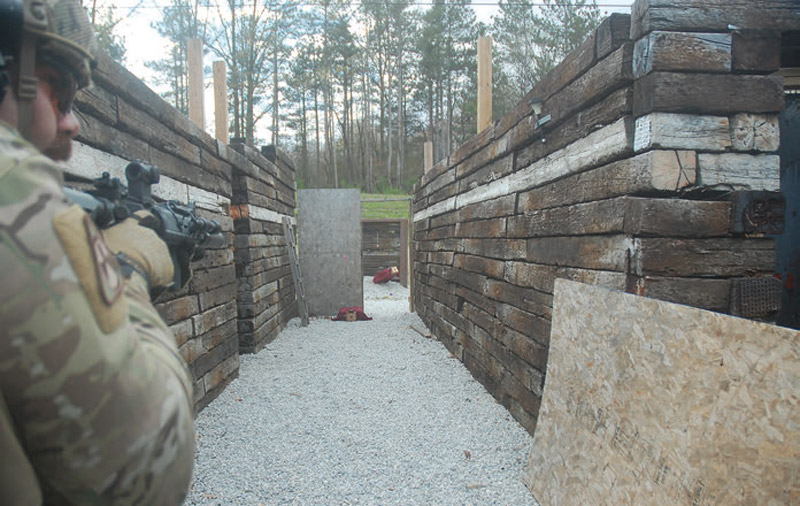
0 122 195 504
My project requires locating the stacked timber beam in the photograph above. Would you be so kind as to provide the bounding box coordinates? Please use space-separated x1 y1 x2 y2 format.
68 52 297 412
231 144 298 353
362 219 404 276
412 0 796 435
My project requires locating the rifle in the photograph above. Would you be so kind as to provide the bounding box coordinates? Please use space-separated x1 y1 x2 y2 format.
64 160 225 290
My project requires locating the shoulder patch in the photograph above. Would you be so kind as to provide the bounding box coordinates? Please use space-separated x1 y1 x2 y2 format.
85 215 124 304
52 205 127 333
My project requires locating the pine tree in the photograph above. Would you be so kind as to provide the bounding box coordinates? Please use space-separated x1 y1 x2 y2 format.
492 0 601 101
417 0 479 161
208 0 273 145
85 0 131 63
146 0 206 114
263 0 298 148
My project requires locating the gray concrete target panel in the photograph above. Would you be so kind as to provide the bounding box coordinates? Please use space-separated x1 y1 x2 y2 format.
297 189 363 317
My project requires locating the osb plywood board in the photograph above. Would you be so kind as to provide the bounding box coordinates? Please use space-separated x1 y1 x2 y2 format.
525 279 800 505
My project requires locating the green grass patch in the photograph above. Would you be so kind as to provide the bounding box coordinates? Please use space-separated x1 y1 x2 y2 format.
361 193 412 220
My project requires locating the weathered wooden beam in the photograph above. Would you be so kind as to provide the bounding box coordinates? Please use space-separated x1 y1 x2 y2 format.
495 325 549 371
494 23 604 141
453 135 509 181
449 118 498 169
633 31 731 79
731 113 780 152
91 53 219 156
510 199 627 238
536 30 597 103
429 209 457 229
634 72 785 116
500 13 631 143
541 43 634 133
506 44 633 158
625 197 731 237
517 149 696 213
454 217 507 238
428 184 459 211
75 85 118 125
457 194 516 222
504 260 627 295
640 276 731 312
76 113 150 162
117 96 203 167
459 238 527 260
416 166 454 202
496 303 551 343
453 254 505 279
484 279 552 319
512 86 633 167
504 261 558 293
458 154 514 194
596 13 631 60
636 237 775 277
510 117 632 194
631 0 800 40
697 153 781 191
634 112 730 152
456 284 495 317
732 29 782 73
510 197 731 239
526 235 633 271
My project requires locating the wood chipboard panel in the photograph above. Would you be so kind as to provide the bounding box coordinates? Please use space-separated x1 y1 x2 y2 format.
298 189 363 317
525 279 800 505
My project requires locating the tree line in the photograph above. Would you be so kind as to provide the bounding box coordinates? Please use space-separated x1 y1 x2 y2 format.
88 0 602 192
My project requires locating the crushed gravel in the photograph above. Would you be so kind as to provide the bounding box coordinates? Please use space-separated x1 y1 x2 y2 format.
184 277 538 506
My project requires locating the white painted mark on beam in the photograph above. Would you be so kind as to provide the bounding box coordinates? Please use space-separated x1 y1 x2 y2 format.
413 196 457 222
413 119 629 222
68 142 235 214
249 204 294 225
633 115 652 152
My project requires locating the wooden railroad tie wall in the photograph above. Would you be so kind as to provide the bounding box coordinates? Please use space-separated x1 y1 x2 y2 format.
67 52 298 412
362 219 403 276
231 145 298 354
412 0 798 435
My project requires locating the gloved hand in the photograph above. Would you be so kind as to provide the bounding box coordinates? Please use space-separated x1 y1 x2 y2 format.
102 211 174 290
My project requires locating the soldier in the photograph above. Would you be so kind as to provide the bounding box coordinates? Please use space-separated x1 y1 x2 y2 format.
0 0 195 504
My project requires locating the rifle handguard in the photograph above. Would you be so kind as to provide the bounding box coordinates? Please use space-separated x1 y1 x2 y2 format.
64 161 226 292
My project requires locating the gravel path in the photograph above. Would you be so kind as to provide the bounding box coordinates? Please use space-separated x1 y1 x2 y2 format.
185 278 537 506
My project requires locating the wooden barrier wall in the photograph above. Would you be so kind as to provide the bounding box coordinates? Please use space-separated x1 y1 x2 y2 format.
231 145 297 353
66 52 297 411
412 0 798 434
362 219 402 275
362 219 410 287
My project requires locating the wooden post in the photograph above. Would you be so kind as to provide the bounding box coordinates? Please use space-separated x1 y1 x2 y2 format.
187 39 204 129
213 61 228 143
477 36 492 133
399 219 408 288
408 198 414 313
424 141 433 173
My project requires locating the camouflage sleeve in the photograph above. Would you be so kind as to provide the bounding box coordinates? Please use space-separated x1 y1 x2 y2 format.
0 128 195 505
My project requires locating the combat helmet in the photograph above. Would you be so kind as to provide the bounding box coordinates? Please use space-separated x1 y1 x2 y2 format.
0 0 95 135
